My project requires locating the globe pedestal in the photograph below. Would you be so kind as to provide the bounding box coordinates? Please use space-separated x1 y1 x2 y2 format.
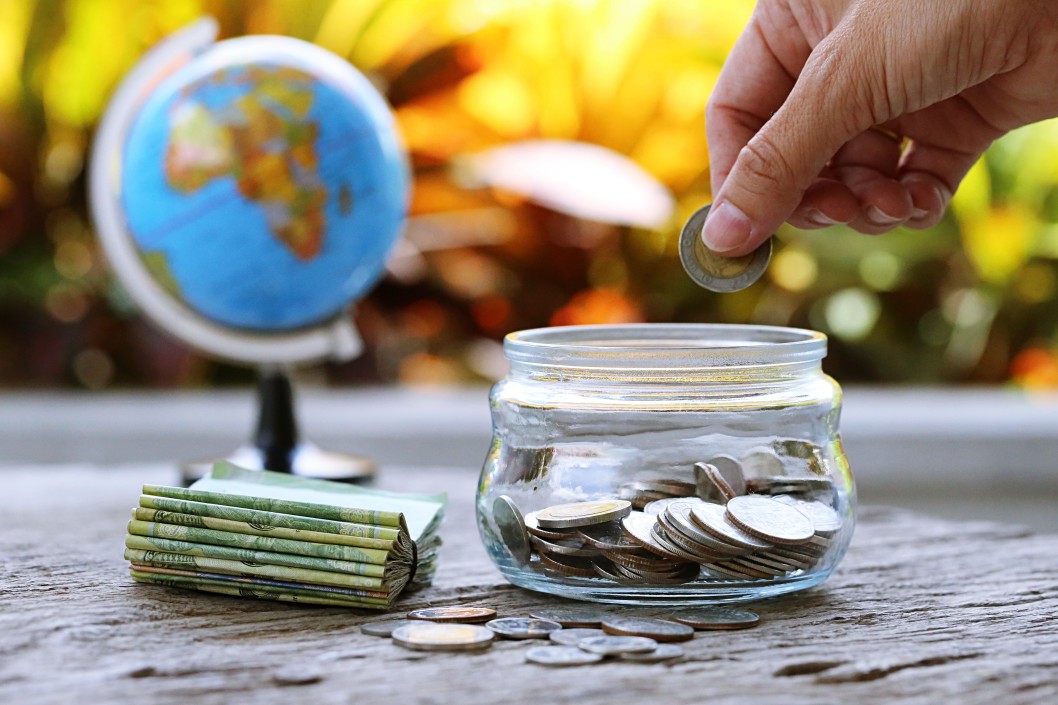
180 368 375 486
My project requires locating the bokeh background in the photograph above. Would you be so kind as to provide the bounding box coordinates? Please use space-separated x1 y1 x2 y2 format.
3 0 1058 390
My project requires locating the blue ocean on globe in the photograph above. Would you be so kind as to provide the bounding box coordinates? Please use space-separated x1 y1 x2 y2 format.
120 60 407 331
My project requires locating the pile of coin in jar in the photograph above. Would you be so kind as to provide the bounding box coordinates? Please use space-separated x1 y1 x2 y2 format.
492 456 843 585
362 605 760 666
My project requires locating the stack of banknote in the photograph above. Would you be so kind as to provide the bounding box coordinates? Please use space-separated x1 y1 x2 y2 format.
124 462 446 609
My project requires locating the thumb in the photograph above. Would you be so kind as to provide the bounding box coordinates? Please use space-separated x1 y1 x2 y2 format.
703 34 876 256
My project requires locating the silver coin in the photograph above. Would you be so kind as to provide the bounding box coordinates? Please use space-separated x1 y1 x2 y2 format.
523 512 577 540
549 628 607 645
707 455 747 496
662 500 746 555
578 523 641 552
525 646 604 667
533 500 633 529
643 497 692 516
740 449 786 476
485 617 563 639
651 523 724 564
670 607 760 630
361 619 414 637
493 495 531 565
726 495 815 545
578 635 658 655
679 203 772 292
530 608 607 627
774 497 843 535
689 502 772 551
529 533 599 558
612 561 699 585
620 511 688 561
601 616 695 643
391 623 495 652
620 643 685 663
694 462 737 502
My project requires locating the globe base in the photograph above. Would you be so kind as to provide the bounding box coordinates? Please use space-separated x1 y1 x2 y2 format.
181 442 376 487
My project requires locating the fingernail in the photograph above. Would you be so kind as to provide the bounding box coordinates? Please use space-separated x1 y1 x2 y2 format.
866 206 902 225
911 207 929 220
702 201 752 254
805 209 839 227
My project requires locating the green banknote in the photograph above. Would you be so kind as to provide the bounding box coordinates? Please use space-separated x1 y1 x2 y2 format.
194 462 447 541
124 549 395 590
124 534 387 577
129 569 388 609
127 520 391 565
132 506 396 550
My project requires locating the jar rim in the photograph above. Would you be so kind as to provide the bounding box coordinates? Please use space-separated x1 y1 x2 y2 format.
504 323 826 369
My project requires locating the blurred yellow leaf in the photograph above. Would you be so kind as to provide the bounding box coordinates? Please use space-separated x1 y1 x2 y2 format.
950 158 991 223
961 205 1034 284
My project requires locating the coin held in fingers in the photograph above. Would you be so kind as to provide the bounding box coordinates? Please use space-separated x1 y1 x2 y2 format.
679 203 772 292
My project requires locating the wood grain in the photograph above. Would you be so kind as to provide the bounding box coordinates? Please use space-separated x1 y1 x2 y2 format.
1 463 1056 705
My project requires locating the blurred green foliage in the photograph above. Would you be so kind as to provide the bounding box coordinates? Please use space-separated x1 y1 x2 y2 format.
1 0 1057 389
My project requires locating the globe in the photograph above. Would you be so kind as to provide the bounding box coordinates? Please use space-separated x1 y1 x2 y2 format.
91 18 409 363
90 19 411 482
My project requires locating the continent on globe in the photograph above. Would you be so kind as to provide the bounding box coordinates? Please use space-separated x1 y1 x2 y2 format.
164 66 329 260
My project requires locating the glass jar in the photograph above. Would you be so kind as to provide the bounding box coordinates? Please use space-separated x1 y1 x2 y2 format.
476 323 855 605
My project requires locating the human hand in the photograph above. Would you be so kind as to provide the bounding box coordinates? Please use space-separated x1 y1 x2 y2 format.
702 0 1058 256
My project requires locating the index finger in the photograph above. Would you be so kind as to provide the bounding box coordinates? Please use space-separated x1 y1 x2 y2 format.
706 12 809 197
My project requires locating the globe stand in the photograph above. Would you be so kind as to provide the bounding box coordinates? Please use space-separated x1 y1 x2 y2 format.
180 367 376 486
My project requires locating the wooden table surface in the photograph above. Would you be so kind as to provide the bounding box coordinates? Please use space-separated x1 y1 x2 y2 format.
2 463 1056 705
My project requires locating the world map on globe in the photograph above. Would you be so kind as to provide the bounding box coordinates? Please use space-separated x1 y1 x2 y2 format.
120 57 407 332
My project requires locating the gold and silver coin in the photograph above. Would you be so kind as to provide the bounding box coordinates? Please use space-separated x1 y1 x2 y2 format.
525 646 604 667
493 495 532 565
391 623 495 652
532 500 632 530
725 495 815 545
679 203 772 293
407 606 497 624
485 617 563 640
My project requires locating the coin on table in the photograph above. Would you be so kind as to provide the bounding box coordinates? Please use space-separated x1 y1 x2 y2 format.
407 606 497 624
620 643 686 663
534 500 633 529
361 619 415 637
486 617 563 640
669 607 760 630
578 635 658 656
690 502 773 551
530 607 607 628
391 623 494 652
493 495 531 565
726 495 815 545
525 646 604 667
601 616 695 643
549 627 607 645
679 203 772 293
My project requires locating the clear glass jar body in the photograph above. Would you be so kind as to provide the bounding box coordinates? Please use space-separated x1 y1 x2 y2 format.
476 323 855 605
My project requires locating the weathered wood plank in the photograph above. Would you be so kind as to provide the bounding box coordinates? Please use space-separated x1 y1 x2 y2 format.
1 463 1056 705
